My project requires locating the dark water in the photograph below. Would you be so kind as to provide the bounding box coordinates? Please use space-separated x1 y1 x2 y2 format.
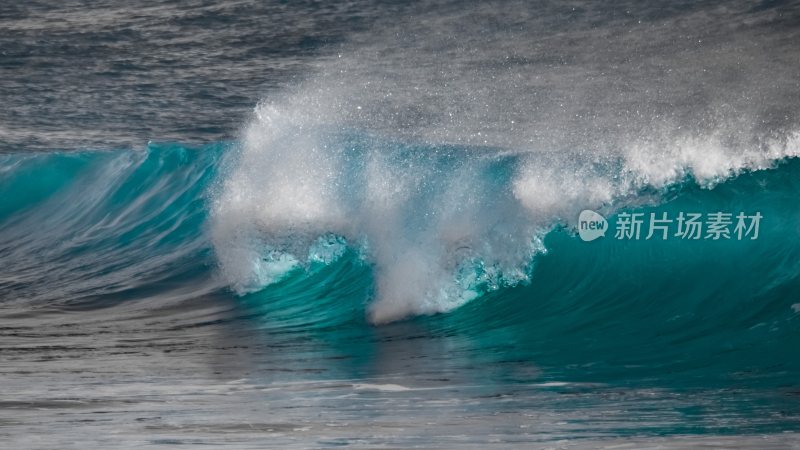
2 1 800 448
0 0 398 151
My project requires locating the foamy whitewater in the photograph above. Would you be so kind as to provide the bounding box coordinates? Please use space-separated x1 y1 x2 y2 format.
2 1 800 448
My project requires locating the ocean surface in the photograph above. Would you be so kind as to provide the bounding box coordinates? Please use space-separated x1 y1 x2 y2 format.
2 1 800 448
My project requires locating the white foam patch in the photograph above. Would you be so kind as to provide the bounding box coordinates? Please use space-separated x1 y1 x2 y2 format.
512 157 619 225
352 383 411 392
623 130 800 188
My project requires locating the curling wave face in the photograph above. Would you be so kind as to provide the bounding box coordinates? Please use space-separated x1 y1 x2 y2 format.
0 145 224 308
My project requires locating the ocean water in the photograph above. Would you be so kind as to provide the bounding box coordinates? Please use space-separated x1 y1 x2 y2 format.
2 1 800 448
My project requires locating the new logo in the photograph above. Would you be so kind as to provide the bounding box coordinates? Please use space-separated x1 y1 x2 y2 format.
578 210 608 241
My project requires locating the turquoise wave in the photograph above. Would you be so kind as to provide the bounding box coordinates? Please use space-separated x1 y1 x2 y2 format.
1 143 799 387
0 144 224 307
437 158 800 386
